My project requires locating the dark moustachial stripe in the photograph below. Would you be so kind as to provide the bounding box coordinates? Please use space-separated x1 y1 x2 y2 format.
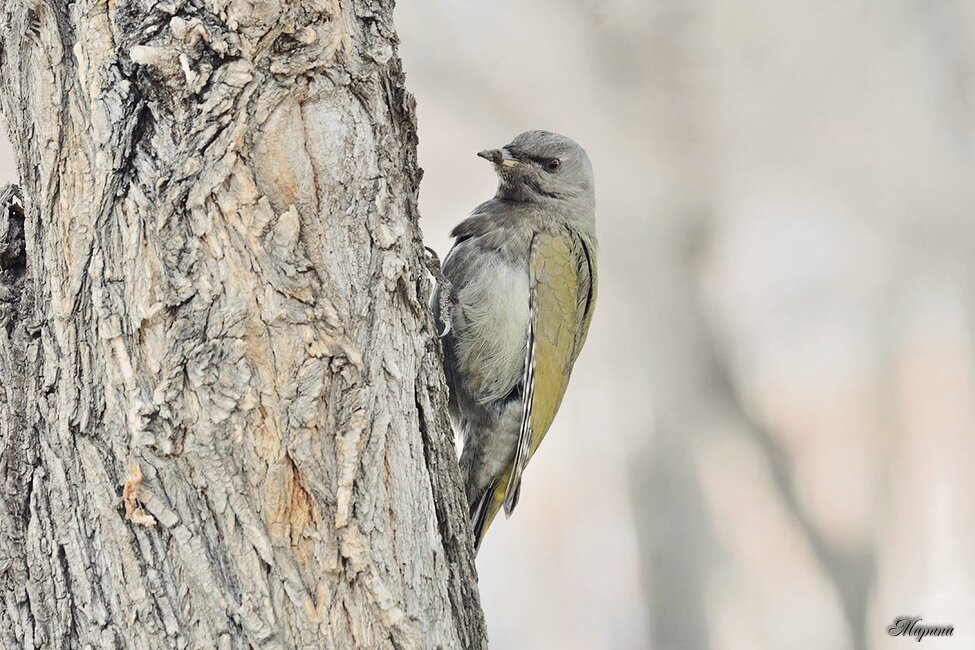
523 175 566 200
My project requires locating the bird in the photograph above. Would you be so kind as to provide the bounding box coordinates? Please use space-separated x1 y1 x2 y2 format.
432 130 598 553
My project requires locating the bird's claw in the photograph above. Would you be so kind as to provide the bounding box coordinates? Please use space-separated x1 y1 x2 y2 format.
423 246 454 339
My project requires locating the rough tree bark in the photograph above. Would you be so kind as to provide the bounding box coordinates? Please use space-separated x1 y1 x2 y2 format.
0 1 486 647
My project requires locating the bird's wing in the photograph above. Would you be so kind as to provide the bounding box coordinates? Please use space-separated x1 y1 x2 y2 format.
503 229 596 515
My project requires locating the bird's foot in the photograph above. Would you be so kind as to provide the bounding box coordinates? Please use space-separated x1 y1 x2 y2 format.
423 246 453 338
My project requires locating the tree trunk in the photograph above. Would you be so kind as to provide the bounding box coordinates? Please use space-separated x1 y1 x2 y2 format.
0 1 485 648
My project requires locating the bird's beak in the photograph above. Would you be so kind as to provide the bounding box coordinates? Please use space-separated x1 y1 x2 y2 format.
477 148 519 167
477 149 503 164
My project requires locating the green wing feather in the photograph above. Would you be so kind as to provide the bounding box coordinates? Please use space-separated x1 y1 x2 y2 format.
502 230 596 515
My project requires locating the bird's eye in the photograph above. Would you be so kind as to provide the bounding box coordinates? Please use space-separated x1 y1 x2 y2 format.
544 158 561 173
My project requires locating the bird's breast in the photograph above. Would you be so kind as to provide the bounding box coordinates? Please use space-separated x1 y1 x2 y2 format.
453 256 530 406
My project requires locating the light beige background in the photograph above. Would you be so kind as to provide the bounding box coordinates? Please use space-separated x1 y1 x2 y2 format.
4 1 974 648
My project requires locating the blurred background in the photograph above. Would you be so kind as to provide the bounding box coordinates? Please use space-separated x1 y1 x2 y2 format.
396 1 975 648
4 1 974 647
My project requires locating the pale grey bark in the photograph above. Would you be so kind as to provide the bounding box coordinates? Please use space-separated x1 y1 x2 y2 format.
0 1 485 648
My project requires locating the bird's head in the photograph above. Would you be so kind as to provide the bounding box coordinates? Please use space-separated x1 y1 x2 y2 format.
478 130 594 207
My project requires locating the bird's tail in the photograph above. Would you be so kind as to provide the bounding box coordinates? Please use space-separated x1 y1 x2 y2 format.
469 479 506 554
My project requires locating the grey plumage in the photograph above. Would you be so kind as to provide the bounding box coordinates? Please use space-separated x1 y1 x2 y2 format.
432 130 598 552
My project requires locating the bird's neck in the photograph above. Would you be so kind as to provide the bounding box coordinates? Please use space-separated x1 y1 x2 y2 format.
496 181 595 210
